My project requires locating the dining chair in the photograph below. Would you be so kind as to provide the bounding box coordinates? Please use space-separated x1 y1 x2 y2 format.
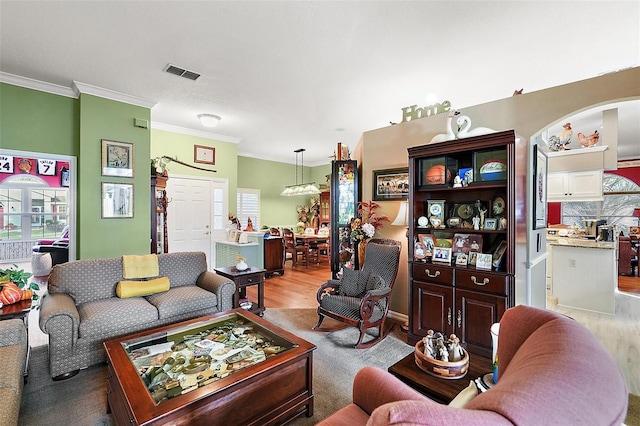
283 228 306 267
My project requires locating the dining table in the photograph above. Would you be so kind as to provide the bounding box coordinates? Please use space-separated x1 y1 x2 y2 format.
293 233 330 267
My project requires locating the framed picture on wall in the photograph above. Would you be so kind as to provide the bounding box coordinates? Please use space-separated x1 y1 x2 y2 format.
533 144 547 230
373 168 409 200
102 140 134 177
194 144 215 165
102 183 134 218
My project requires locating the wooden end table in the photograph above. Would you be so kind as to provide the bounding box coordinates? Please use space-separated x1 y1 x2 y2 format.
388 351 492 404
214 266 266 316
0 299 32 377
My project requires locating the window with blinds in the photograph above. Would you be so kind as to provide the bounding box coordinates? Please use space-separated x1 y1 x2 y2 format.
237 188 260 230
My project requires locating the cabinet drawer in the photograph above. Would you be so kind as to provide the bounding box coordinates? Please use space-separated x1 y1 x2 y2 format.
236 273 263 287
456 270 507 295
412 263 453 286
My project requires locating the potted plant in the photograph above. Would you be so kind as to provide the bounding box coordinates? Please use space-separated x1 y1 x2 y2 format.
0 264 39 305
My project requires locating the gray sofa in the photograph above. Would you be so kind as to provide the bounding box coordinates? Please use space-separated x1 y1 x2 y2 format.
0 319 27 426
39 251 235 380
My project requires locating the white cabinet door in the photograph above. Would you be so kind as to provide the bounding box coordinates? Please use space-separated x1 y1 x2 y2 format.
547 170 603 201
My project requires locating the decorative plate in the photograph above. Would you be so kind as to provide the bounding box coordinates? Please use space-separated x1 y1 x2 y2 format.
436 238 452 248
492 196 506 215
457 204 474 219
414 241 428 260
417 216 429 227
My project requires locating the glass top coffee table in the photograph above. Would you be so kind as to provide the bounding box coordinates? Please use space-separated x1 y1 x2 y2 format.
104 309 316 425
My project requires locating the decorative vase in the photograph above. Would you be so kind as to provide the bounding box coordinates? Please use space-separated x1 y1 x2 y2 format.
236 260 248 271
358 239 368 268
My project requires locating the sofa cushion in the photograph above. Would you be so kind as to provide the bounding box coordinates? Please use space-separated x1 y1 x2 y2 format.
116 277 170 298
145 286 218 320
340 268 370 297
157 252 207 288
78 298 158 338
48 257 123 304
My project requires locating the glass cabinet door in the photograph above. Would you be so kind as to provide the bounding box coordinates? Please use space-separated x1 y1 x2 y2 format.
330 160 358 278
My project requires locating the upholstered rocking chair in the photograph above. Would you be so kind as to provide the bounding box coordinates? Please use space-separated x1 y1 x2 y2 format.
313 238 401 348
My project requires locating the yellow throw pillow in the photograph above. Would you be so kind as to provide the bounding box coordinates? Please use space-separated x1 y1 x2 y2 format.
448 380 478 408
122 254 159 279
116 276 170 298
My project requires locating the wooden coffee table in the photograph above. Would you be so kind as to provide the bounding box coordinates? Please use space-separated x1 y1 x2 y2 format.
104 309 315 425
388 351 492 404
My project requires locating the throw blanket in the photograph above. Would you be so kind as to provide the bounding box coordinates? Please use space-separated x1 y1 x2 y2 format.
122 254 159 279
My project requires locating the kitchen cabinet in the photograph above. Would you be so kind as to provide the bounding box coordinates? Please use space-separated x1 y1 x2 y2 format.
151 173 168 254
407 130 517 359
547 170 603 201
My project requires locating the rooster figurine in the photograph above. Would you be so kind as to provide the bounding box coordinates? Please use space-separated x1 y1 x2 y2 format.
578 130 600 148
547 123 573 151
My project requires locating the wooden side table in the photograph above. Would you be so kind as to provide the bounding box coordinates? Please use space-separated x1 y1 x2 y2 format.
0 299 32 377
214 266 266 316
388 351 492 404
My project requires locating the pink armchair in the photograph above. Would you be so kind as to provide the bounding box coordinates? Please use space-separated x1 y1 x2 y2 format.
318 305 628 425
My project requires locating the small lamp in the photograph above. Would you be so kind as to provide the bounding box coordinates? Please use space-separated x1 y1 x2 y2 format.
391 201 409 227
633 208 640 226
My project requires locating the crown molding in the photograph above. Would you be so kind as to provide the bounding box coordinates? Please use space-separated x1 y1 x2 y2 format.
73 81 156 109
0 72 76 98
151 122 242 144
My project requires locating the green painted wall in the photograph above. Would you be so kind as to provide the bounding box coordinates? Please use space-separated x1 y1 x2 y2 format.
0 83 77 154
151 129 238 213
78 94 151 258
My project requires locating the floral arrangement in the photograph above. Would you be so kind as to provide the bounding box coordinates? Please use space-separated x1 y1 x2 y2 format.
350 201 389 243
0 264 39 305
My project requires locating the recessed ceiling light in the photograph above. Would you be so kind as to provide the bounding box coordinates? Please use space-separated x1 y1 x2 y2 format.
198 114 221 127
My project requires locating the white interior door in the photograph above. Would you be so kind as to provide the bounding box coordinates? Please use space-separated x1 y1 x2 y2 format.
166 175 228 269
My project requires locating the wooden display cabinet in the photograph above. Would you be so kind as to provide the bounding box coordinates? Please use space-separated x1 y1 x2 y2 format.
407 130 516 359
151 173 169 254
319 191 330 228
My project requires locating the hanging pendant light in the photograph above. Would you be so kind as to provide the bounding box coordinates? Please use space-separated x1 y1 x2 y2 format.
280 148 321 196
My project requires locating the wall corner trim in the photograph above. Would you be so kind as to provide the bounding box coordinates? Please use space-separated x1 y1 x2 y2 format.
0 72 76 98
73 81 156 109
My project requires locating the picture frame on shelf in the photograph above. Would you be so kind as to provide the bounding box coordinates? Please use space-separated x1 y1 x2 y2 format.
453 233 483 254
476 253 493 270
483 218 498 230
458 167 473 186
455 252 468 266
468 251 478 266
372 168 409 201
101 140 134 177
492 240 508 270
533 144 547 230
414 241 428 261
102 182 134 218
194 144 215 165
418 234 436 256
433 247 452 263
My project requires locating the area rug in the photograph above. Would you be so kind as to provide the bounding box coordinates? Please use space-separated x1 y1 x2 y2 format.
18 309 640 425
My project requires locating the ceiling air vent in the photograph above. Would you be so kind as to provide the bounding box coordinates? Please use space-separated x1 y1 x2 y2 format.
163 64 201 81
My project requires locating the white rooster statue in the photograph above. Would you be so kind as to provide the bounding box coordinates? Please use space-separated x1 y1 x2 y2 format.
547 123 573 151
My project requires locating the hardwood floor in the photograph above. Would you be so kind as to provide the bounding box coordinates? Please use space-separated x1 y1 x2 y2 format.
618 274 640 295
246 262 332 309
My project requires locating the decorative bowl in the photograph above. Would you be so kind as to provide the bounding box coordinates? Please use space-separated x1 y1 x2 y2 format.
414 340 469 379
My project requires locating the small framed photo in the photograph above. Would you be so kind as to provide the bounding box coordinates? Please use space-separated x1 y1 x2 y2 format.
455 252 468 266
476 253 493 270
453 233 483 254
483 218 498 230
419 234 436 256
468 251 478 266
102 183 133 218
433 247 452 263
102 140 134 177
194 144 215 164
492 240 508 271
373 168 409 201
426 199 446 219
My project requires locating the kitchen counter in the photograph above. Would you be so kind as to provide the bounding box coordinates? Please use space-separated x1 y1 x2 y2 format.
550 241 616 315
548 238 615 250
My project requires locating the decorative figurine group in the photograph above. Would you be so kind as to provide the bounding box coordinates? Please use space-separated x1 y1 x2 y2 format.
422 330 465 362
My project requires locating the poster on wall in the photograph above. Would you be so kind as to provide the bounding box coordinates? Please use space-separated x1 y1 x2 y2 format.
0 155 70 187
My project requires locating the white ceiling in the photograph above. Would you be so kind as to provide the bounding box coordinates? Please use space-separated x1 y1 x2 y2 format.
1 1 639 165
